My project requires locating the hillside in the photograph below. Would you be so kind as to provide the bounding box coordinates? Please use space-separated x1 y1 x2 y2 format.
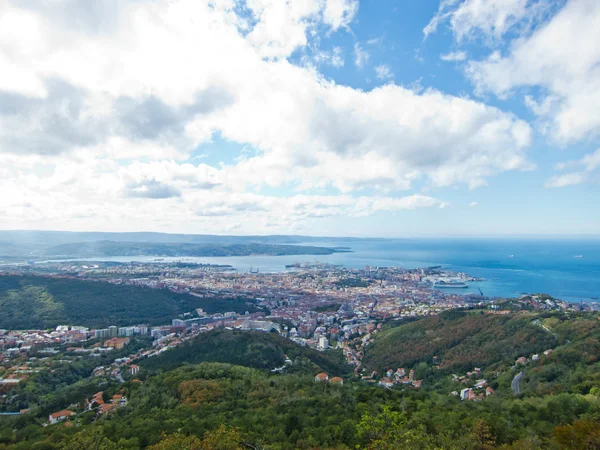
39 241 347 258
0 275 263 329
141 329 348 375
362 310 558 375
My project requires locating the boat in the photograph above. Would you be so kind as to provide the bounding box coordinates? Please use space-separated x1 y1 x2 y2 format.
574 255 583 259
434 281 468 288
508 255 514 258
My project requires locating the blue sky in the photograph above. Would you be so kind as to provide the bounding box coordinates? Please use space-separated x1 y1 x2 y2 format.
0 0 598 236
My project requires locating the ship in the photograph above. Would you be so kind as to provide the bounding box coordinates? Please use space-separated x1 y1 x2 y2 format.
433 280 468 288
574 255 583 259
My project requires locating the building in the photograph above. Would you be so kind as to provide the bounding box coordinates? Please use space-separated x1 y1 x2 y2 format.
108 326 118 338
104 337 130 350
460 388 471 401
94 329 108 339
118 327 135 337
329 377 344 385
242 320 280 333
318 336 329 350
315 372 329 382
49 409 74 425
129 364 140 376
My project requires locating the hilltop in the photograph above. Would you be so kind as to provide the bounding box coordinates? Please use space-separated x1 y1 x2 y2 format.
362 310 558 375
141 329 348 376
0 275 264 329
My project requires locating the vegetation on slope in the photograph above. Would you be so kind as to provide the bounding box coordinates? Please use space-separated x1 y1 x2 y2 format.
362 310 558 375
141 329 348 376
0 275 263 329
2 361 600 449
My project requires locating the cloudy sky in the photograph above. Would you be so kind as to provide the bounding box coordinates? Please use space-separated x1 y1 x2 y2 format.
0 0 599 237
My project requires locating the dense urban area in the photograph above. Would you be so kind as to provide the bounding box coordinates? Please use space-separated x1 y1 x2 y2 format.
0 260 598 449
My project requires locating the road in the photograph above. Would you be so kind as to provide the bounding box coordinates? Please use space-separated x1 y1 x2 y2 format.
512 372 523 395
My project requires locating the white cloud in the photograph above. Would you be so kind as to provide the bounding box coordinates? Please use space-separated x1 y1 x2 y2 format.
322 0 359 29
545 148 600 188
245 0 358 59
0 0 536 232
469 201 478 207
424 0 552 42
313 46 344 68
354 42 370 68
375 64 394 80
466 0 600 143
331 47 345 68
440 50 467 61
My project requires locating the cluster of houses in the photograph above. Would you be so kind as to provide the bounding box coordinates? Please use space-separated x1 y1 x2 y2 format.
457 385 495 401
360 368 423 389
314 372 344 385
47 390 128 426
450 367 494 401
516 349 553 366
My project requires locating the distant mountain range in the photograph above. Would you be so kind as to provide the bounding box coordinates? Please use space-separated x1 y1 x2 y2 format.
0 230 374 259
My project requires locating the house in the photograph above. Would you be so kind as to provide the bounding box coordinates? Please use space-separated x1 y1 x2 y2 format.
474 380 487 389
86 391 104 411
460 388 471 401
516 356 527 365
379 377 394 389
129 364 140 375
544 349 553 356
315 373 329 382
98 403 118 415
485 387 495 396
329 377 344 385
112 394 127 406
49 409 75 425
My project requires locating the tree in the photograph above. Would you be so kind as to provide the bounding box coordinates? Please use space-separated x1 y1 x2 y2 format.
61 428 117 450
148 433 202 450
469 419 496 450
552 419 600 449
356 406 437 450
200 425 244 450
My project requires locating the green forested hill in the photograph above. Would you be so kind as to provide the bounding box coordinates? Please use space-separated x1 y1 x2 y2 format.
1 313 600 449
141 329 348 375
0 275 262 329
3 361 599 449
362 310 558 374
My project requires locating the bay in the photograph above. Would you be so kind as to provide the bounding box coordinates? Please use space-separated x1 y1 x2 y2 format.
47 238 600 303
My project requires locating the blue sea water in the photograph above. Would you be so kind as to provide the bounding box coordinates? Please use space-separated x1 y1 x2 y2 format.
64 238 600 302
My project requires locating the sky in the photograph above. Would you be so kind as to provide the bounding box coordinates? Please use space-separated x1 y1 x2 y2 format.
0 0 599 237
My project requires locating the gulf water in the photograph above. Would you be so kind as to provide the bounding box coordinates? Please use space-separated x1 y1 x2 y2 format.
60 238 600 302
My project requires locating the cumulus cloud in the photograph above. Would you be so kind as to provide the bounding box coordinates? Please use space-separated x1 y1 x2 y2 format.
0 0 537 232
545 148 600 188
466 0 600 143
469 201 478 207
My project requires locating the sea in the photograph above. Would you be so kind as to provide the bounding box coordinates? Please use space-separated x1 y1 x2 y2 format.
53 238 600 303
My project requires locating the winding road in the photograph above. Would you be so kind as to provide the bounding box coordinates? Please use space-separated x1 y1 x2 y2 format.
512 372 523 395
